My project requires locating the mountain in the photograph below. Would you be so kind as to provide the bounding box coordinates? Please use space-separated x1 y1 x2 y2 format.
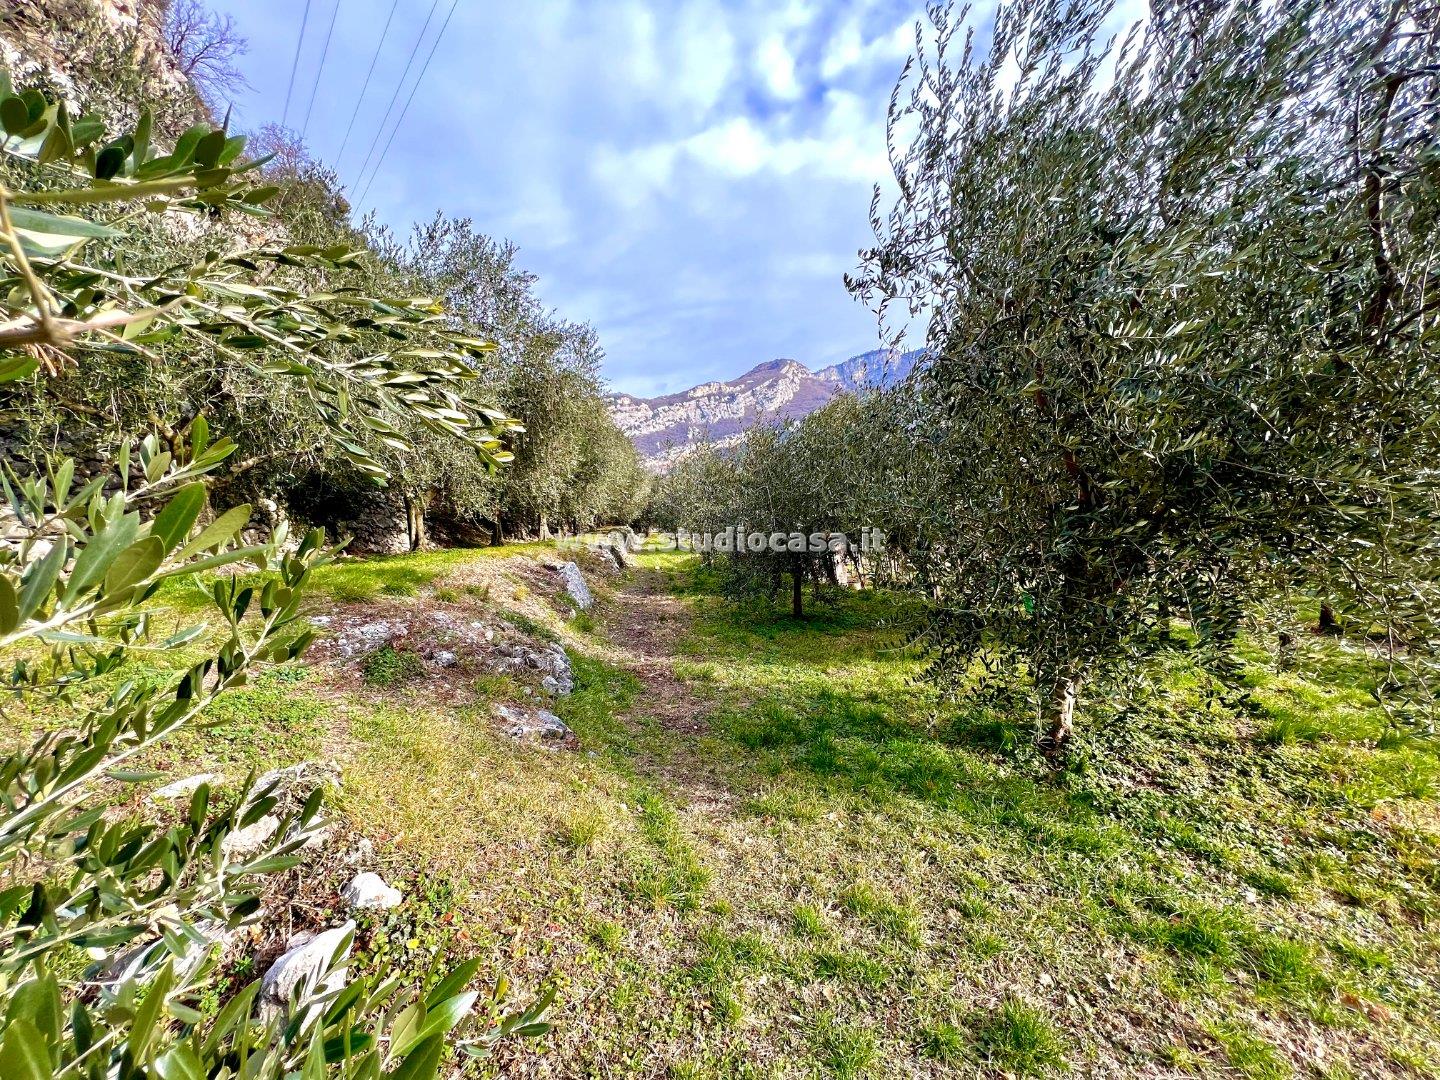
608 348 921 470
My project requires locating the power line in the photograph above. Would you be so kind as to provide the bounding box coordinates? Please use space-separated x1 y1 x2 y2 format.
300 0 343 139
334 0 403 166
356 0 461 208
281 0 315 129
351 0 443 196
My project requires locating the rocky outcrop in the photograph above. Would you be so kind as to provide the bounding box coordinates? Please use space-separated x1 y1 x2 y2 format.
554 562 593 610
338 489 412 556
494 704 578 749
149 772 222 802
260 923 355 1016
311 607 574 697
493 638 574 695
608 349 922 470
222 815 280 857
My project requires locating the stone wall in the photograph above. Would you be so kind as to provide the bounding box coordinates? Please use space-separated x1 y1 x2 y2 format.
336 489 411 556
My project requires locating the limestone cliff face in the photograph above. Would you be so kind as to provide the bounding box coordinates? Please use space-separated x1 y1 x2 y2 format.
609 349 921 470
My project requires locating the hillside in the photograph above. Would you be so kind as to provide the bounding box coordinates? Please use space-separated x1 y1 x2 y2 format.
609 348 921 469
59 542 1440 1079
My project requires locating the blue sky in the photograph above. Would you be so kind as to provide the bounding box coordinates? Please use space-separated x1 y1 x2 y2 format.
206 0 932 397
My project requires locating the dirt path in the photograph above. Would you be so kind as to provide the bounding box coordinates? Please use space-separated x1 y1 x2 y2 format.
594 562 752 816
599 563 708 733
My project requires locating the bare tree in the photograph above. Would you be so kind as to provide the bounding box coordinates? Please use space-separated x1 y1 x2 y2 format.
164 0 250 104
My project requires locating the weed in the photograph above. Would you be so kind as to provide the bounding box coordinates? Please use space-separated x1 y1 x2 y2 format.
813 1012 878 1079
1203 1021 1289 1080
791 903 827 938
810 948 888 988
589 919 623 952
918 1020 967 1062
975 999 1065 1076
359 644 425 687
560 810 604 852
839 881 923 945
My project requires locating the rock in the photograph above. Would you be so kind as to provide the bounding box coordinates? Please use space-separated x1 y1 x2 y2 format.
554 561 592 610
606 542 633 569
494 704 578 749
342 872 403 910
345 837 376 865
260 922 356 1014
542 642 574 694
256 761 341 800
433 649 459 668
222 815 280 857
491 637 573 694
328 618 408 659
149 772 222 802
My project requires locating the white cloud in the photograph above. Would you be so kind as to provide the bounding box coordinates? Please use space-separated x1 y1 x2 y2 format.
820 17 913 82
671 1 736 116
756 34 802 100
595 88 888 198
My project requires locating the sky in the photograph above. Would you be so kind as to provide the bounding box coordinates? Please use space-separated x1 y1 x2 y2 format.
205 0 931 397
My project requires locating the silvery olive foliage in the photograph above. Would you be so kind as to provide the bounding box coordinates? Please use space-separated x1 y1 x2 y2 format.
651 398 886 618
0 77 548 1076
850 0 1440 758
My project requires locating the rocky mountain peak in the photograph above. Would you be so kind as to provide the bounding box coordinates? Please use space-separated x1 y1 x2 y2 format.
607 348 921 470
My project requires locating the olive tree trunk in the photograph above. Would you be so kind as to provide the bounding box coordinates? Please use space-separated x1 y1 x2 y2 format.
404 494 427 552
1038 673 1081 765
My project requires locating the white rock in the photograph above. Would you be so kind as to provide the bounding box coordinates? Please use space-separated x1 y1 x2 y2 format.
149 773 222 802
222 815 280 857
494 704 577 747
261 922 355 1013
342 872 403 910
554 561 592 610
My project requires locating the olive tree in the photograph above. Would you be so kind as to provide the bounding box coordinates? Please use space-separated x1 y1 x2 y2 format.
653 405 872 619
0 75 546 1076
852 0 1440 759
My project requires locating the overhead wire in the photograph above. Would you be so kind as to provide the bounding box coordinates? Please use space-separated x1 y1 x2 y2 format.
280 0 315 129
350 0 444 196
355 0 462 208
300 0 343 139
334 0 403 166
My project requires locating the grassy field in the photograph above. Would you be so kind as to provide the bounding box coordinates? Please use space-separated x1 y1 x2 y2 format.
24 544 1439 1078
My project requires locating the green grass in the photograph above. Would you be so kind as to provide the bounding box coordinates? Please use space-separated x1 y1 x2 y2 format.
813 1012 879 1078
79 545 1440 1078
975 999 1066 1076
358 643 425 686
